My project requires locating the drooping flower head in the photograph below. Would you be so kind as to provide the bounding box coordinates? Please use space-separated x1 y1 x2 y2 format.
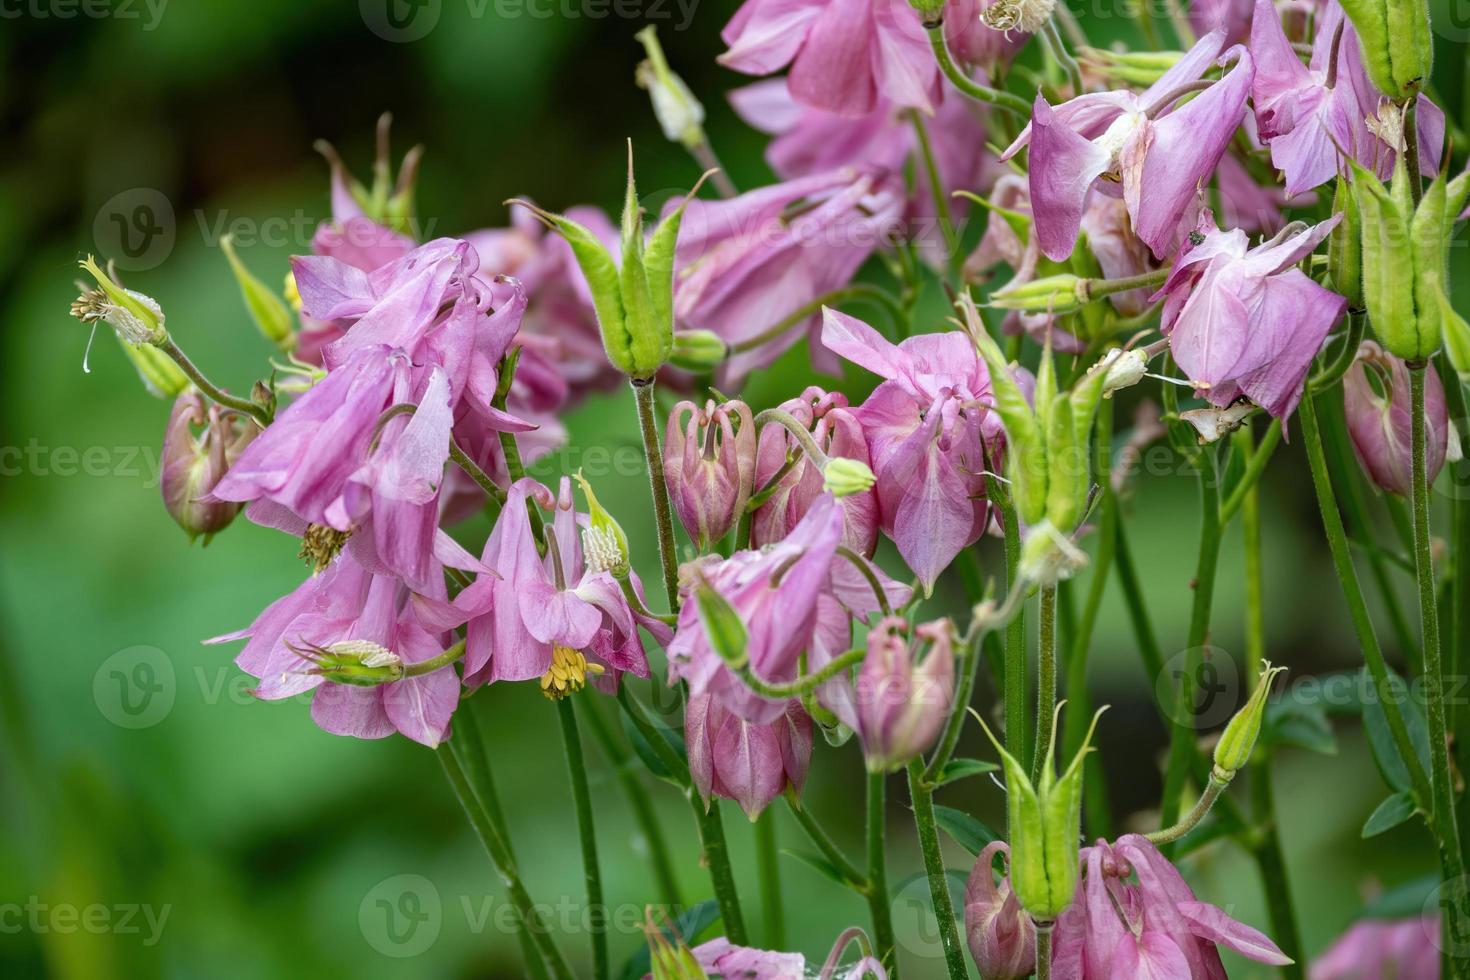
160 388 259 542
1343 340 1454 495
965 841 1037 980
686 691 812 819
664 398 757 550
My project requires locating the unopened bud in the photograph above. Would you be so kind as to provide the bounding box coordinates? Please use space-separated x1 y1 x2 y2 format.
1212 661 1287 780
1343 341 1451 496
1338 0 1432 101
1018 521 1089 585
665 400 756 550
161 389 259 543
848 618 955 772
221 234 295 351
1078 46 1184 87
644 911 709 980
1089 347 1149 397
73 256 168 346
990 273 1083 314
635 27 706 149
118 339 190 400
822 456 877 498
670 330 728 372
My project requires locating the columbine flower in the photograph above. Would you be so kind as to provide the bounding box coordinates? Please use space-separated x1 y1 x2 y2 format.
1343 340 1455 496
821 309 1014 591
664 399 757 551
669 167 904 386
440 477 670 693
686 691 812 819
1001 29 1254 260
965 841 1037 980
206 552 460 747
1249 0 1444 198
1153 212 1347 421
160 389 259 543
1051 835 1291 977
1310 915 1440 979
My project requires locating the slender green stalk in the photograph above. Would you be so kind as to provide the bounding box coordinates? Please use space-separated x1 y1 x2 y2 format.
992 481 1030 776
786 799 869 892
1038 19 1084 97
924 23 1034 117
633 379 681 610
1160 448 1222 836
581 696 683 909
556 699 607 980
1404 97 1423 206
1218 418 1282 525
158 337 271 424
1409 366 1466 898
754 811 785 949
449 439 509 505
437 741 574 980
906 760 967 980
1035 921 1054 980
730 284 905 354
1147 776 1229 844
908 108 959 272
1298 394 1436 814
1032 585 1059 782
866 771 898 978
692 798 749 945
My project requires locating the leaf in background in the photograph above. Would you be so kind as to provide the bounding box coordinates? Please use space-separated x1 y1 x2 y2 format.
781 849 857 887
620 704 686 786
1361 873 1438 919
932 758 1001 787
616 899 721 980
1264 697 1337 755
1361 791 1418 838
932 805 1000 856
1359 667 1431 797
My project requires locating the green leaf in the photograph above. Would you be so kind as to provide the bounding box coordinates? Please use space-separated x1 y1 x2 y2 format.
932 805 1000 856
1361 873 1438 919
1362 791 1418 838
781 849 856 887
1264 698 1337 756
616 899 720 980
1358 667 1431 796
619 702 687 787
932 757 1000 787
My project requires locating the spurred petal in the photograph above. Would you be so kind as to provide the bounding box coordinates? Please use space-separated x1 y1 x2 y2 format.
1177 902 1293 965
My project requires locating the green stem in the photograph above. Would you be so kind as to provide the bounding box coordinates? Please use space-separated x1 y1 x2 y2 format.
437 741 574 980
555 699 607 980
403 638 467 677
159 337 271 424
907 108 960 273
907 760 967 980
692 798 749 945
731 284 905 355
1160 448 1222 837
1036 921 1053 980
633 379 682 611
1032 585 1059 782
786 798 869 892
1409 365 1466 892
1250 763 1304 977
924 23 1034 117
581 696 683 909
994 481 1030 776
866 771 898 978
755 811 785 949
1147 775 1229 845
450 439 509 505
1218 418 1282 526
738 648 865 699
1039 19 1084 97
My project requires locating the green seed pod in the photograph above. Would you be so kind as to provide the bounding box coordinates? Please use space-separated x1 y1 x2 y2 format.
220 234 296 351
118 337 190 400
970 325 1047 526
1354 161 1424 361
1213 662 1287 779
1328 177 1362 309
990 273 1084 314
1409 169 1449 360
693 574 748 670
669 329 728 372
1338 0 1430 100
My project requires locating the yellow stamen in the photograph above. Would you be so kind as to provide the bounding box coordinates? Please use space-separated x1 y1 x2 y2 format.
540 645 605 701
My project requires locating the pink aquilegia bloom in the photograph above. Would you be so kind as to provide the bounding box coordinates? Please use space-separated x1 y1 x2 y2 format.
670 167 905 386
821 309 1014 591
965 841 1036 980
1310 915 1440 979
1051 835 1292 978
750 386 879 556
1343 340 1454 496
1154 211 1347 421
686 691 812 819
441 477 670 693
664 398 757 550
818 616 955 771
667 493 907 722
1249 0 1444 198
680 935 889 979
1188 0 1252 43
206 551 460 747
728 80 1002 269
160 388 258 542
1002 29 1254 261
718 0 940 117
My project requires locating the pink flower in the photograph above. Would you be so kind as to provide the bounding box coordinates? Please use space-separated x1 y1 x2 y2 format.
1003 29 1254 260
965 841 1037 980
718 0 939 116
686 692 812 819
821 309 1013 590
206 551 460 747
664 399 757 550
1051 835 1292 978
1249 0 1444 198
1310 915 1440 979
671 167 905 386
1153 211 1346 421
1343 340 1452 496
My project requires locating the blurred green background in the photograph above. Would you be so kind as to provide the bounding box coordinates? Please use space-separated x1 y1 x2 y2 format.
2 1 1464 977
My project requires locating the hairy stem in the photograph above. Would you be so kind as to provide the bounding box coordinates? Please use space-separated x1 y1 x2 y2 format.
755 810 785 948
633 379 682 610
159 337 271 424
907 760 967 980
924 23 1033 117
556 699 607 980
1032 585 1059 782
731 284 905 355
866 770 898 978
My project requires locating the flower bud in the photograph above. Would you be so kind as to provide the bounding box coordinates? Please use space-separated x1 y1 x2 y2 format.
644 912 709 980
693 573 749 670
291 639 406 686
220 234 296 351
664 400 756 550
965 842 1037 980
1342 341 1451 496
1018 520 1089 585
686 692 811 819
574 470 631 576
669 329 729 372
1337 0 1432 101
73 256 168 346
847 618 955 772
118 339 190 400
1213 661 1287 780
821 456 876 498
160 389 258 543
977 704 1105 921
634 26 706 150
990 273 1084 314
1088 347 1148 398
